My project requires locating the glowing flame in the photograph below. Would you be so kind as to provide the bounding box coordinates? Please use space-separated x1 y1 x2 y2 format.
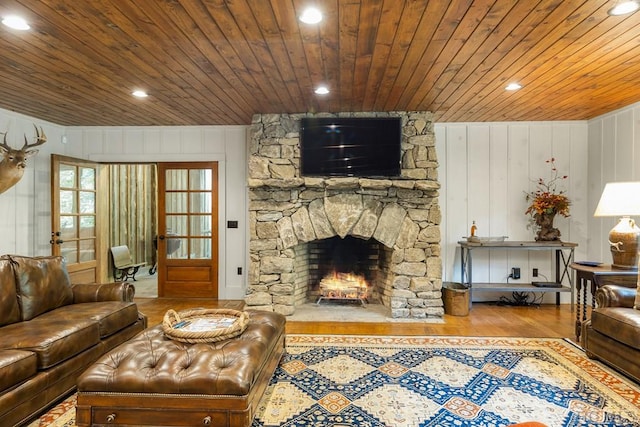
319 271 369 299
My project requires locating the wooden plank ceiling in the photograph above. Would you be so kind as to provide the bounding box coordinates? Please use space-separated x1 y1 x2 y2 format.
0 0 639 126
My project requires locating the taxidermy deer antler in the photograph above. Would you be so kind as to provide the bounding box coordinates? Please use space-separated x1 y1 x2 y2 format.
0 125 47 194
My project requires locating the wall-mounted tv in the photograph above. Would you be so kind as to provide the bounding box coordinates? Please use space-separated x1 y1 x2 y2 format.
299 117 402 177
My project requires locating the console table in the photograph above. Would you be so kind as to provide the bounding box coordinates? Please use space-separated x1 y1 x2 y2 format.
458 241 577 310
569 263 637 341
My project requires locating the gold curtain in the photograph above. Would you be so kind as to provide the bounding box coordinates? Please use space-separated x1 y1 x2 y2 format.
109 164 157 266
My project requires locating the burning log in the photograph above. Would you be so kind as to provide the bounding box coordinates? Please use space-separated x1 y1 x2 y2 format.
318 271 369 301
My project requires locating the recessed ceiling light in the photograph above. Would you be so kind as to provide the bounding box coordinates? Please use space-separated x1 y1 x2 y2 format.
2 15 30 30
314 86 329 95
608 1 640 15
299 7 322 24
132 90 148 98
505 82 522 91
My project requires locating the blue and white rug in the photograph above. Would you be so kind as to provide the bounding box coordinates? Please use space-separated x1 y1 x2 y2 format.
252 335 640 427
31 335 640 427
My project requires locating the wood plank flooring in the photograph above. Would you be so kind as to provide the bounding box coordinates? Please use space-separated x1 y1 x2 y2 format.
134 297 579 340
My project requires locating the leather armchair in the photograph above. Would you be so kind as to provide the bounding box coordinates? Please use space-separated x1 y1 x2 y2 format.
581 284 640 383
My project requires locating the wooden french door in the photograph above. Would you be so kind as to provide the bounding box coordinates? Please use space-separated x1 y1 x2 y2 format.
157 162 218 298
51 155 107 283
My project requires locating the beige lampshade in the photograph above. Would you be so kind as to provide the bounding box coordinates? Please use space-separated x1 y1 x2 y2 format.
594 181 640 269
594 182 640 217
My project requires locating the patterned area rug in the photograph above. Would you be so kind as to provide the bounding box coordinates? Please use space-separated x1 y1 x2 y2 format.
30 336 640 427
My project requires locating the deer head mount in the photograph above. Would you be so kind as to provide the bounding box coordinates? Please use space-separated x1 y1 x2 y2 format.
0 125 47 194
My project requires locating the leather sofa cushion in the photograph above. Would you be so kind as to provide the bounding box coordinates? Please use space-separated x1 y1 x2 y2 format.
591 307 640 351
0 350 37 393
10 255 73 321
1 315 100 369
0 257 20 327
40 301 140 338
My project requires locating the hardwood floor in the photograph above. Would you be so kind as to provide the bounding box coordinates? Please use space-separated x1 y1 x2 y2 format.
134 297 580 340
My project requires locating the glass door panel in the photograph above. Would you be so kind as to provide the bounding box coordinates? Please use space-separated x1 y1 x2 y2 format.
79 191 95 213
52 155 102 283
60 216 77 240
60 190 76 214
166 170 188 190
157 162 218 298
190 216 211 236
79 216 95 237
190 193 211 213
190 238 211 259
165 193 187 213
59 164 76 187
166 215 188 235
167 237 188 259
80 167 95 189
79 239 96 262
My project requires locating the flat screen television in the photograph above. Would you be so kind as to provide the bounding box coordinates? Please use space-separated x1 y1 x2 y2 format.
299 117 402 177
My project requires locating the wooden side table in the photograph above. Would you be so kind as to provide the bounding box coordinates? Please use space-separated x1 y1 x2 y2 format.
458 241 577 310
569 263 637 341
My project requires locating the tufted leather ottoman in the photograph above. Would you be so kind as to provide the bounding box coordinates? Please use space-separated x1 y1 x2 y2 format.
75 310 285 427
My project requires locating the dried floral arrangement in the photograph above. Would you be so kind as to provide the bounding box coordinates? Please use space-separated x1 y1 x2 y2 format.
525 158 570 218
525 158 570 241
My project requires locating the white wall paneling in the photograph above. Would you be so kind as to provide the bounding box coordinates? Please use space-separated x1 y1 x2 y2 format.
587 101 640 263
467 125 491 287
488 125 509 287
0 109 66 255
222 126 248 299
567 123 589 267
441 125 468 285
436 121 589 304
4 98 640 303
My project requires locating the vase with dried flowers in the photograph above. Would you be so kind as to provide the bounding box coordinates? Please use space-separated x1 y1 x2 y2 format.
525 158 570 241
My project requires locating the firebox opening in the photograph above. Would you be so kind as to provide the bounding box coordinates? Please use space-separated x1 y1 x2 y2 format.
308 236 388 305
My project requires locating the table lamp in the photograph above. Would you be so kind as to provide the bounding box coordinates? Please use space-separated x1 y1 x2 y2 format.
593 181 640 269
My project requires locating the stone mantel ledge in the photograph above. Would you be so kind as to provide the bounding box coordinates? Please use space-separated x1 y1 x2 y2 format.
248 176 441 191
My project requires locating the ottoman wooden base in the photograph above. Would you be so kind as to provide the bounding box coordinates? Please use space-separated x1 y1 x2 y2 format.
76 310 285 427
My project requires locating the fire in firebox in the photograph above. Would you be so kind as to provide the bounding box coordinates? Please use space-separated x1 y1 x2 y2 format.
317 271 369 306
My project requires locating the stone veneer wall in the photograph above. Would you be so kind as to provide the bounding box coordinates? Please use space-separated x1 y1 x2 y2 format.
246 111 443 319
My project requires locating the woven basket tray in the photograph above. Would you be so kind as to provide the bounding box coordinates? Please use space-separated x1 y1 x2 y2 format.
162 308 250 343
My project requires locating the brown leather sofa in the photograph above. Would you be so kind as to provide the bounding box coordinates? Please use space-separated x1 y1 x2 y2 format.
581 284 640 383
0 255 147 427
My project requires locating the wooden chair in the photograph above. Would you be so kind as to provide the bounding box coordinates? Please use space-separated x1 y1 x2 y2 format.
110 245 145 281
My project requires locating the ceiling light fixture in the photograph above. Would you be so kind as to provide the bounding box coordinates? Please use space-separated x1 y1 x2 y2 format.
2 15 30 30
314 86 329 95
505 82 522 91
132 90 148 98
608 1 640 15
299 7 322 24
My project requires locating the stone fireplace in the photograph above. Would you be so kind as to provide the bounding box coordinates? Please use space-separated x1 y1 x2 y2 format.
246 111 443 319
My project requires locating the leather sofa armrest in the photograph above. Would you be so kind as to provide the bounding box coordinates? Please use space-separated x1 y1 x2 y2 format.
72 282 135 303
138 312 148 328
595 284 636 308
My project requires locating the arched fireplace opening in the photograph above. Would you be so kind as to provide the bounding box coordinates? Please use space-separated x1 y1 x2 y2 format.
306 236 391 305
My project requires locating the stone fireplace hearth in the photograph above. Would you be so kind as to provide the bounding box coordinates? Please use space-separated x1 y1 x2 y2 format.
246 111 443 319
